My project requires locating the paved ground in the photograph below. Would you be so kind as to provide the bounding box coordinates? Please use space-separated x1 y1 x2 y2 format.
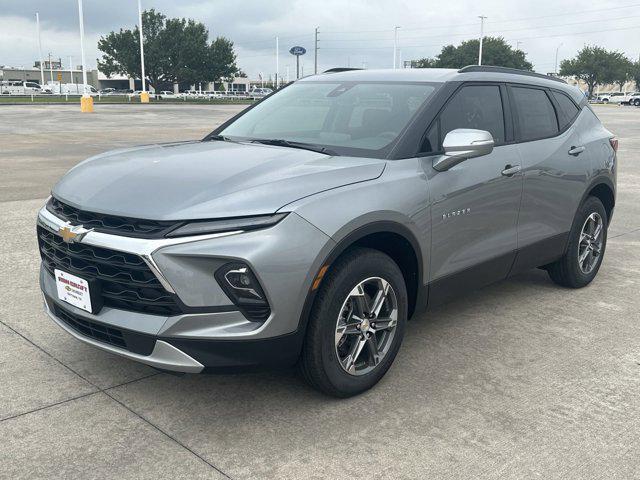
0 104 638 479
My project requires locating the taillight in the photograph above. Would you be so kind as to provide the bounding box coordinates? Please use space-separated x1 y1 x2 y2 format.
609 138 618 152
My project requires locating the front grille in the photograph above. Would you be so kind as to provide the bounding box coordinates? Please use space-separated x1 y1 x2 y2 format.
47 197 180 238
52 303 156 355
38 225 182 316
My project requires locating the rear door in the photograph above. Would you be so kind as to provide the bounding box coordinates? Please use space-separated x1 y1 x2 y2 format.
425 83 523 302
510 85 588 270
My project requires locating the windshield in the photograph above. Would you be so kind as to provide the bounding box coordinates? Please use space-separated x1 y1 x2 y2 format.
218 81 439 157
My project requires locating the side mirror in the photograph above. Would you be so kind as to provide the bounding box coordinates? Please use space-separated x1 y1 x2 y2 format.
432 129 494 172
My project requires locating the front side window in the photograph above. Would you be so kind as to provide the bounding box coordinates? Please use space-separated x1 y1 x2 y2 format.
218 81 439 157
421 84 505 153
440 85 506 146
511 87 559 141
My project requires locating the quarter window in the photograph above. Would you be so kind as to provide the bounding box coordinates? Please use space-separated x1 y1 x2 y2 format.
511 87 559 141
439 85 505 146
551 91 580 130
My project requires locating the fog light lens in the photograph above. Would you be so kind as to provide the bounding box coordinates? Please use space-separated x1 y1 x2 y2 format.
224 267 262 299
215 263 270 322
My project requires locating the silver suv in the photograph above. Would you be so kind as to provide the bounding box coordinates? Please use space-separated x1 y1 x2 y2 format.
37 66 617 397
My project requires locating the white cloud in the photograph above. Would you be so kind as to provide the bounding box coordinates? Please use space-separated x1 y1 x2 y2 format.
0 0 639 77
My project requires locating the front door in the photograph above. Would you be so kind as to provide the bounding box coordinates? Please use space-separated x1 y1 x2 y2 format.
423 84 523 304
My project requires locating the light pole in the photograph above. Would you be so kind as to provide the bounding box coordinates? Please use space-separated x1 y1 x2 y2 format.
137 0 149 102
36 13 45 86
314 27 319 74
69 56 73 85
393 26 400 69
77 0 93 112
478 16 487 65
554 42 563 76
275 36 279 89
48 52 54 86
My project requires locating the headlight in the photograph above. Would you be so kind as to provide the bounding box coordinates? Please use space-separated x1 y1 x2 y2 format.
215 262 270 322
166 213 288 238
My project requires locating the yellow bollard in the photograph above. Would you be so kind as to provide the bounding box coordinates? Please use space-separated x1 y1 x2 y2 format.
80 95 94 113
140 92 150 103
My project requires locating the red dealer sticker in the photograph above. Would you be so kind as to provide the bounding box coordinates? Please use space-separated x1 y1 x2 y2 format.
54 269 92 313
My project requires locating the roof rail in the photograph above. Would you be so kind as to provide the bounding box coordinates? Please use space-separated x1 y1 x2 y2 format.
458 65 567 84
323 68 363 74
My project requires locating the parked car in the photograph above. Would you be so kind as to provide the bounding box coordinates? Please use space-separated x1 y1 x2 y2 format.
0 80 42 95
626 92 640 106
99 88 116 95
250 87 273 98
597 92 627 104
37 66 616 397
46 83 98 95
180 90 202 98
155 90 176 99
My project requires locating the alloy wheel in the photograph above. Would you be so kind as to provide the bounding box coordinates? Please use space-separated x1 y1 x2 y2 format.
578 212 604 274
334 277 398 376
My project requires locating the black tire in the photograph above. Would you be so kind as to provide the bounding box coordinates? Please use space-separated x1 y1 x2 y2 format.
547 196 608 288
634 99 640 107
299 248 408 397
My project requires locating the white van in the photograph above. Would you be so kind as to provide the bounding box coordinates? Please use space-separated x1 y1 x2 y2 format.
0 81 43 95
45 83 98 95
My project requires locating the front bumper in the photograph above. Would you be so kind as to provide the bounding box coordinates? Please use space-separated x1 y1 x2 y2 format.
37 206 334 372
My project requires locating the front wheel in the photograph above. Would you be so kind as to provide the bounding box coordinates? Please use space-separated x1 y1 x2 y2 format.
300 248 408 397
547 196 607 288
634 99 640 106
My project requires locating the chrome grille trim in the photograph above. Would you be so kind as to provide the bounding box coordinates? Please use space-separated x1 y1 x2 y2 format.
37 206 243 295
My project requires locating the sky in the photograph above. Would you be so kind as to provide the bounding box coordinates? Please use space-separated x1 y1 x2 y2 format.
0 0 639 80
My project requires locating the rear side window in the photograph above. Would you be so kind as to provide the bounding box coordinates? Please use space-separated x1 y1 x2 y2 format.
440 85 505 145
511 87 558 141
551 91 580 130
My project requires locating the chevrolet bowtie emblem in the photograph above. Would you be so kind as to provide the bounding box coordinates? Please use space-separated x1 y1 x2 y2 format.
58 224 93 244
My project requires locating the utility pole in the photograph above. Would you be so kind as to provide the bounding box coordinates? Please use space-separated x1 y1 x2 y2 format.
554 42 563 75
314 27 319 74
393 26 400 69
275 36 279 89
516 41 523 51
137 0 149 102
478 15 487 66
77 0 93 111
36 13 45 86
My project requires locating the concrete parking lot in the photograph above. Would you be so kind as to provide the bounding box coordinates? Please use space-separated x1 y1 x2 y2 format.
1 103 638 479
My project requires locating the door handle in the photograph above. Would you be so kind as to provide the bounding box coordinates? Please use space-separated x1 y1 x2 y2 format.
501 164 521 177
569 146 585 156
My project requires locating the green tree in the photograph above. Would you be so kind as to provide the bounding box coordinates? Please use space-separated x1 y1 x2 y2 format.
98 9 237 90
632 61 640 90
560 46 631 96
610 55 633 91
413 37 532 70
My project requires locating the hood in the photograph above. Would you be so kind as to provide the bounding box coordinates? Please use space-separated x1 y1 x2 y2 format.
52 141 385 220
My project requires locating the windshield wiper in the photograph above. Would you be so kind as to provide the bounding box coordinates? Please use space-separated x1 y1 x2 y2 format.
247 138 336 156
204 134 234 142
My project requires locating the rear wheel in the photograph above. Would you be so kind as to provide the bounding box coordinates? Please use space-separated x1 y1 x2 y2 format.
300 248 408 397
547 196 607 288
